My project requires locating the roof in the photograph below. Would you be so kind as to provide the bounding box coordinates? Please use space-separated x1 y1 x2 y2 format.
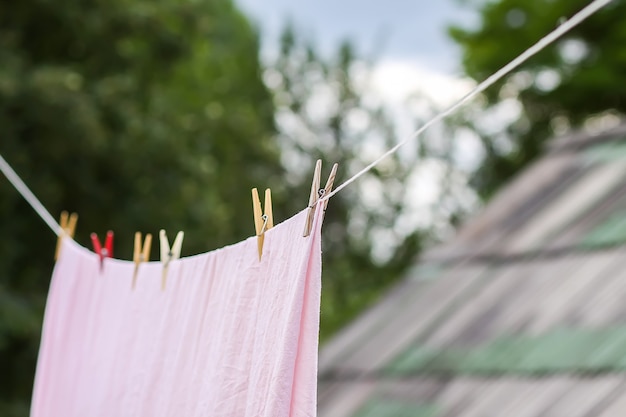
317 122 626 417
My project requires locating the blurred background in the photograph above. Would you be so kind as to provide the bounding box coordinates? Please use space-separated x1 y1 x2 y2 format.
1 0 625 415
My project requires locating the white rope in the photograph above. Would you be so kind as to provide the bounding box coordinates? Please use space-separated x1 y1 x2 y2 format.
320 0 613 202
0 153 62 235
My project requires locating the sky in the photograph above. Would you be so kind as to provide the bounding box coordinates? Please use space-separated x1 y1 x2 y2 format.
234 0 478 74
233 0 479 123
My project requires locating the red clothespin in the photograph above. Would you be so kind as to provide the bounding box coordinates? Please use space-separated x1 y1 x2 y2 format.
91 231 114 271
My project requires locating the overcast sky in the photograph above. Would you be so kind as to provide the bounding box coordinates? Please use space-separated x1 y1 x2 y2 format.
234 0 478 74
233 0 480 114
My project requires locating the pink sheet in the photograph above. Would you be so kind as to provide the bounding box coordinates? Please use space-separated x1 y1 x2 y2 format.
31 208 322 417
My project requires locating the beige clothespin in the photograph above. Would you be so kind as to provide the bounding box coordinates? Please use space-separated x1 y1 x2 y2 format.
132 232 152 289
55 211 78 260
160 230 184 290
303 160 338 237
252 188 274 260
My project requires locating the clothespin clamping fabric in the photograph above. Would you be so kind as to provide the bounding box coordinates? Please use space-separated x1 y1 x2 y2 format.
55 211 78 260
252 188 274 260
91 231 114 271
303 159 338 237
160 230 183 290
132 232 152 289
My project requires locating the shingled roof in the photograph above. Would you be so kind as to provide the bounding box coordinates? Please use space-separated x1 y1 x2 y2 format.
318 122 626 417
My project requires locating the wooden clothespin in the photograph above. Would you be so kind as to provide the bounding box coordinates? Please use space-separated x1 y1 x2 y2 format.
55 211 78 260
303 160 338 237
132 232 152 289
252 188 274 260
91 231 114 271
160 230 183 290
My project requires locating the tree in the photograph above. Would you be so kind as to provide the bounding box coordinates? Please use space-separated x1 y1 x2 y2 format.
0 0 282 414
449 0 626 200
268 27 427 339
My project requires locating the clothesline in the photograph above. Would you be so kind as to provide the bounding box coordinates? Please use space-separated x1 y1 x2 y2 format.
0 0 613 238
0 153 63 235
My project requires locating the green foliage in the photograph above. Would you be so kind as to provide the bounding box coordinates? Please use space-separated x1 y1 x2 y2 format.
0 0 281 414
449 0 626 199
269 27 425 340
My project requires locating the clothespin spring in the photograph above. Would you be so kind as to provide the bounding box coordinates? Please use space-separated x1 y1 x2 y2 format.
260 214 269 235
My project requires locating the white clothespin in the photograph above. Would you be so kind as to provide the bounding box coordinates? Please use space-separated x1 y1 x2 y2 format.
160 230 184 290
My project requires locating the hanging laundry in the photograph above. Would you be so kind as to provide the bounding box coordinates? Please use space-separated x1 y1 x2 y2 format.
31 208 323 417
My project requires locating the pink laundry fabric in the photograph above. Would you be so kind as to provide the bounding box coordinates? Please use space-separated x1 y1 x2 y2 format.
31 208 323 417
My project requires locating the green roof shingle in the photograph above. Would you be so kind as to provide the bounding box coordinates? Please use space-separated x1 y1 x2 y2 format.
352 399 439 417
387 326 626 376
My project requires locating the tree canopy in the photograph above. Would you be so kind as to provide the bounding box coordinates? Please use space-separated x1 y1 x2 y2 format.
449 0 626 199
